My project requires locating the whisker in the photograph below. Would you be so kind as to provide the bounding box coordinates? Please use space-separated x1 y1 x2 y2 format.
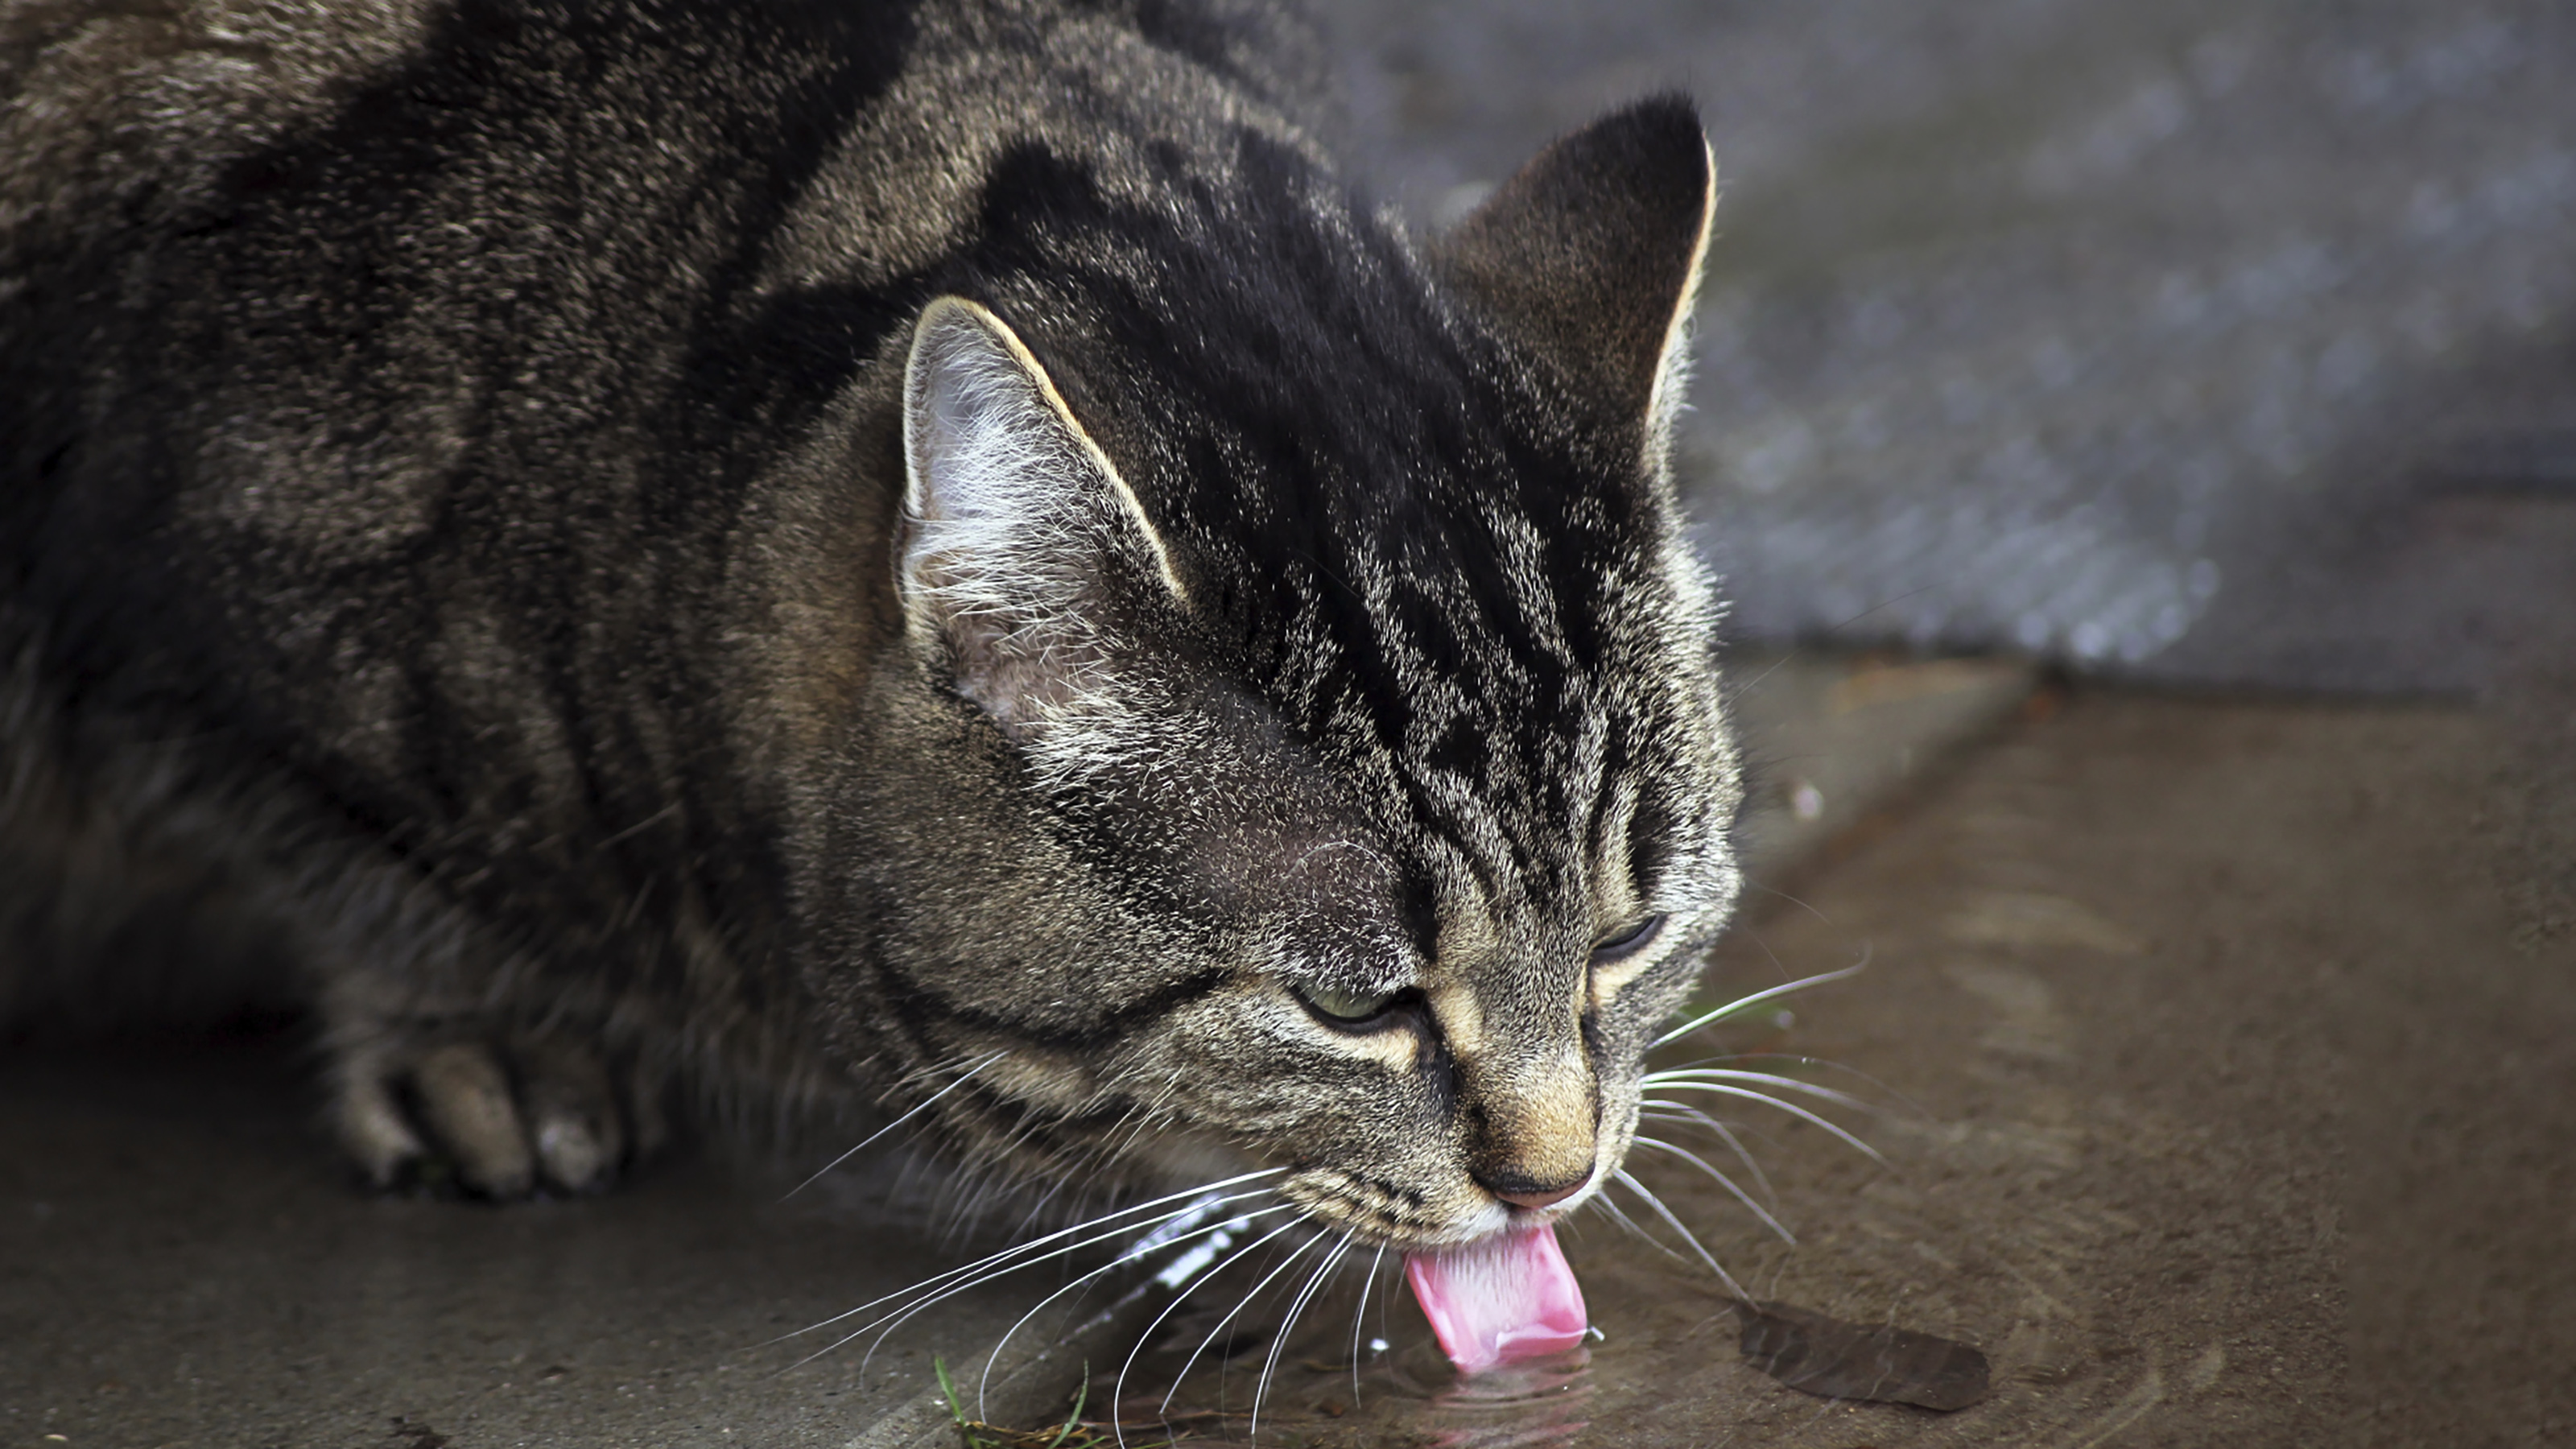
782 1050 1007 1199
1651 952 1869 1049
776 1169 1284 1348
1729 648 1799 696
1638 1101 1781 1208
1745 883 1833 926
1639 1067 1875 1113
996 1138 1100 1244
1706 1051 1931 1121
1588 1187 1687 1263
1113 1212 1305 1449
1611 1167 1746 1298
1635 1081 1887 1166
1630 1135 1794 1244
972 1202 1294 1424
1350 1243 1387 1409
1657 1050 1901 1091
1744 929 1797 993
842 1190 1286 1373
1158 1221 1326 1416
1096 1080 1183 1170
833 1190 1245 1352
1253 1229 1353 1441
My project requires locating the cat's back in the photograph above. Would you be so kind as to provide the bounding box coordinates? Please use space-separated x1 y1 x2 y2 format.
0 0 1332 544
0 0 1349 1022
0 0 1333 748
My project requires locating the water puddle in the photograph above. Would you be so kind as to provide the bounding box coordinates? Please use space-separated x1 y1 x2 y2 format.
1027 1267 1593 1448
1733 1300 1989 1411
986 1278 1987 1447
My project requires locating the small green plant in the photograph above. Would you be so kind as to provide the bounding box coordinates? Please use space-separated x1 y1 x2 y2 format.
935 1356 1099 1449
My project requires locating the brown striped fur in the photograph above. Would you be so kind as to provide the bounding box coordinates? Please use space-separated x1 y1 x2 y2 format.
0 0 1740 1253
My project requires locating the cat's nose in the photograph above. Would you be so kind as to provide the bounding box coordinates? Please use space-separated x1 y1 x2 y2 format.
1476 1164 1594 1212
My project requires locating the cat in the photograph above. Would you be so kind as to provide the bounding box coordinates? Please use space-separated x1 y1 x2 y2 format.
0 0 1740 1363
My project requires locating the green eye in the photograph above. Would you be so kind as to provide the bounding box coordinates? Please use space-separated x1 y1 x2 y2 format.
1296 983 1398 1024
1590 914 1667 963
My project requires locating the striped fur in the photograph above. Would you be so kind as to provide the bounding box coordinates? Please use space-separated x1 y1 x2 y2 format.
0 0 1740 1251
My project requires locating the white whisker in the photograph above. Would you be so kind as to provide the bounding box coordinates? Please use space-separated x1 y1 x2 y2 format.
1631 1134 1794 1244
1635 1080 1886 1166
1651 952 1869 1049
1659 1051 1908 1101
1253 1229 1352 1440
1114 1212 1313 1447
1639 1067 1874 1113
776 1168 1283 1348
972 1202 1293 1423
782 1050 1006 1199
1639 1100 1781 1208
1745 882 1833 926
1350 1243 1387 1409
1611 1167 1746 1298
842 1188 1285 1371
1588 1187 1686 1263
1159 1222 1326 1416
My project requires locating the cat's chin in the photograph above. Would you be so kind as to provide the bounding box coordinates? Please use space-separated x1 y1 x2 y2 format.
1263 1164 1518 1253
1403 1200 1520 1250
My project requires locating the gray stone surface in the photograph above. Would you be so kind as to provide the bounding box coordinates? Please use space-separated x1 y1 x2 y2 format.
0 1042 1109 1449
1321 0 2576 688
1726 653 2035 881
14 666 2571 1447
1110 691 2575 1448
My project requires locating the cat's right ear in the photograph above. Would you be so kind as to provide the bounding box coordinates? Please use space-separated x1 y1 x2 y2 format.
1432 95 1715 476
899 296 1187 732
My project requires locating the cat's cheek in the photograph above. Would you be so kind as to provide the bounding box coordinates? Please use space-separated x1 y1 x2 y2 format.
982 1052 1099 1113
1125 1124 1262 1187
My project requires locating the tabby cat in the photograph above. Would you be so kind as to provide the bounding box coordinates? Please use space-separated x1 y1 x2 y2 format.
0 0 1740 1364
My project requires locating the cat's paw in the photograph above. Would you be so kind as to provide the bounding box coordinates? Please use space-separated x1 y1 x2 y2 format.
332 1032 665 1199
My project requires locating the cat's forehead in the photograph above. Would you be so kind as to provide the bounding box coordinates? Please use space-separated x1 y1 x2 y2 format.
982 148 1729 920
1205 438 1718 935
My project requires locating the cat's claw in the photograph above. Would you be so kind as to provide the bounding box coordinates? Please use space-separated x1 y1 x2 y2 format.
334 1033 646 1198
520 1038 630 1192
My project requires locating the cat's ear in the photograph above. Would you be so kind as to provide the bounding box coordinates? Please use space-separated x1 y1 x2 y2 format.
899 296 1188 730
1434 95 1715 469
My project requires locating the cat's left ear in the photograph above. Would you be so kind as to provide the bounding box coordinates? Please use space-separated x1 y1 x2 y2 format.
899 296 1188 731
1432 95 1715 473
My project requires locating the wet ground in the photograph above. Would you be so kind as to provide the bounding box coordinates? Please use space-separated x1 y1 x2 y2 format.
0 1038 1087 1448
986 687 2573 1449
8 662 2570 1447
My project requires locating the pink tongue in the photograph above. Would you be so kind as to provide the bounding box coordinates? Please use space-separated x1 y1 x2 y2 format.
1405 1224 1590 1376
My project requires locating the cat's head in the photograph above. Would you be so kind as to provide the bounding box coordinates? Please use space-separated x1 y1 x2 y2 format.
812 97 1738 1251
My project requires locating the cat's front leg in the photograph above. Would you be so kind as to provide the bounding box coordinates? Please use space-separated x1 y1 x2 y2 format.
328 1016 665 1198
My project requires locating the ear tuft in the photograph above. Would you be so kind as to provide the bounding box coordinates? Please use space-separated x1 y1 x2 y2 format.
1435 96 1715 457
901 297 1182 732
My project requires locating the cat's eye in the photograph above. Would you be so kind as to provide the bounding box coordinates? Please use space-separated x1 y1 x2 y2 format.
1295 983 1401 1026
1589 914 1667 963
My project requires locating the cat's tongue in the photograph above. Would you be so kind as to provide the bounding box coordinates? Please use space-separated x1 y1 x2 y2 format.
1405 1224 1589 1376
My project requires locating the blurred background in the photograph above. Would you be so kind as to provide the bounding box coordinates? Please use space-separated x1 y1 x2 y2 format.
1319 0 2576 696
